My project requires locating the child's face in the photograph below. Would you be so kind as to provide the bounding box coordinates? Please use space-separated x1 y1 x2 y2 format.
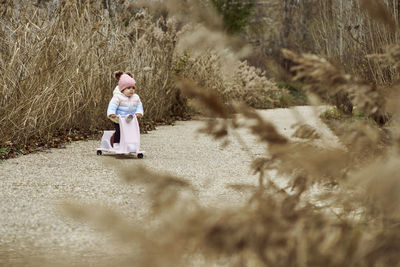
122 86 135 97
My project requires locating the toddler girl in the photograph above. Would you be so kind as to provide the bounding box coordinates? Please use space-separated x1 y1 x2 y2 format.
107 73 144 147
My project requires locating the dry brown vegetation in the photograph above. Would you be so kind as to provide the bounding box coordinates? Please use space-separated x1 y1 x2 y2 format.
0 1 183 147
251 0 400 86
2 0 400 266
0 0 281 154
177 52 286 109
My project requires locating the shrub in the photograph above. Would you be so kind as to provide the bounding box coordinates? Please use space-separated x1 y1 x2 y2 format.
276 81 308 105
177 52 283 110
321 107 342 120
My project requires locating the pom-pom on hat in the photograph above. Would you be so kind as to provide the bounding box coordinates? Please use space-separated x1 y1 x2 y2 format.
118 73 136 92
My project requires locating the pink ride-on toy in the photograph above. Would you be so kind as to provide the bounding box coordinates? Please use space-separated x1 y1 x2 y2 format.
96 115 145 158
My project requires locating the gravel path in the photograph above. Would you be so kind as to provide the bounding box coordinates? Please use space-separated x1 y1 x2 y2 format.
0 106 340 265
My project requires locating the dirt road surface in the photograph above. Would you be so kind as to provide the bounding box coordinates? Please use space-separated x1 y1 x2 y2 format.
0 106 340 266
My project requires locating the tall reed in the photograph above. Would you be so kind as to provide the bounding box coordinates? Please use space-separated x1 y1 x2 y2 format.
246 0 400 86
0 1 183 145
0 0 283 147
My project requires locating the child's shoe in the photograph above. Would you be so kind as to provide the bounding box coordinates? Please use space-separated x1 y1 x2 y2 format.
126 114 134 123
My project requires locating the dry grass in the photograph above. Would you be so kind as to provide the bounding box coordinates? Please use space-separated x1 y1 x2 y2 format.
177 51 289 109
282 49 388 124
309 0 400 85
0 0 284 148
0 1 185 145
3 0 400 266
247 0 400 86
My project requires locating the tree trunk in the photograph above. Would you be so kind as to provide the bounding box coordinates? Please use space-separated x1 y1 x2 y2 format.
338 0 344 59
281 0 298 70
398 0 400 22
281 0 297 49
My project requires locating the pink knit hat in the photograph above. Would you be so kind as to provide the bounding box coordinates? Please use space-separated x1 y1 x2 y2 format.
118 73 136 92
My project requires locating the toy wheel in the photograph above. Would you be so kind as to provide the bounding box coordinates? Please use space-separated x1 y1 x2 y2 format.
97 150 102 156
137 153 144 159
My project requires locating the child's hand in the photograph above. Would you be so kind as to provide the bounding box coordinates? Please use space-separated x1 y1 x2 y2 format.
109 114 117 118
135 113 142 119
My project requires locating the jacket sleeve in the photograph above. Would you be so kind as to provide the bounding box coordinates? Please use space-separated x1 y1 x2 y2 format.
134 96 144 115
107 95 119 117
